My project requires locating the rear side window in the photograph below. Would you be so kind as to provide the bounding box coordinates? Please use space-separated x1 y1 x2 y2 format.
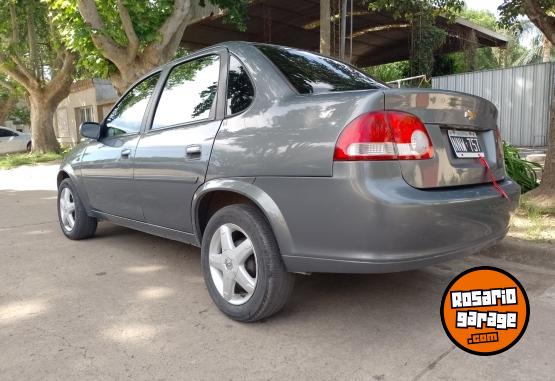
256 45 385 94
226 55 254 115
152 55 220 129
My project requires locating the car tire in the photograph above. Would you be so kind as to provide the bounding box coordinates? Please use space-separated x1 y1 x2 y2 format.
201 204 295 322
57 178 97 240
26 142 31 152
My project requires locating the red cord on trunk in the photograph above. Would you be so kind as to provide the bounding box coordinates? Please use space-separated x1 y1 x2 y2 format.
478 156 509 200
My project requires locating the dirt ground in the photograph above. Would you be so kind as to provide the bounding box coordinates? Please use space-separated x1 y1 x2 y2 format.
1 164 554 380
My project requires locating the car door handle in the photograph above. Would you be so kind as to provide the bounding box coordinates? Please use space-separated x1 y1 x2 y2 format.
121 148 132 158
186 145 201 159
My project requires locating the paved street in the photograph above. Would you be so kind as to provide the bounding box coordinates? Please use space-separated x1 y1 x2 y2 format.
1 165 554 380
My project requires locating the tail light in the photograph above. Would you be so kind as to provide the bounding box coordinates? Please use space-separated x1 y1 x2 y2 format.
334 111 434 161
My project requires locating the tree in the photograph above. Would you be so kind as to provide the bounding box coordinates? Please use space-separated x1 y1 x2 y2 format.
366 0 465 77
365 61 411 83
499 0 555 209
0 0 75 153
0 78 19 125
50 0 248 94
433 9 527 75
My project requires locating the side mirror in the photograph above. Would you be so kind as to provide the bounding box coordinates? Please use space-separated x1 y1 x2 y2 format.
80 122 101 140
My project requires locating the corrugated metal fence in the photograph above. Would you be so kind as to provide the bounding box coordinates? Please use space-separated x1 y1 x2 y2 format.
432 62 554 147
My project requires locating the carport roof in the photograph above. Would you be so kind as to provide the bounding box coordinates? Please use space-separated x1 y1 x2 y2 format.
181 0 508 67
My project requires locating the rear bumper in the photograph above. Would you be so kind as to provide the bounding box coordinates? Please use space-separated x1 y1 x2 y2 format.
254 161 520 273
281 229 507 273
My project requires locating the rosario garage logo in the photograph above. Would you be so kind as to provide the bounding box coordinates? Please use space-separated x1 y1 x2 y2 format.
440 266 529 356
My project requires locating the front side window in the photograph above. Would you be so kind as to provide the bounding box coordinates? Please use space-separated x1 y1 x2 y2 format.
226 55 254 115
105 73 160 136
256 45 386 94
152 55 220 129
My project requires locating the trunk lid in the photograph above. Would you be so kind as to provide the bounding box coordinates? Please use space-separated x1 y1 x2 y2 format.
384 89 504 189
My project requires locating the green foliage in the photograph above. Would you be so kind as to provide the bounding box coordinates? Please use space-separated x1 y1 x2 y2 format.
48 0 248 79
7 104 30 125
0 0 58 82
364 61 410 83
366 0 465 21
0 76 28 123
504 142 542 193
432 8 527 76
366 0 464 77
410 13 447 76
462 8 499 30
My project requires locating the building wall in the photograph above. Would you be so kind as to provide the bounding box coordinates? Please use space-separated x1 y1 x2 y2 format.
432 62 554 147
54 79 117 146
95 79 118 103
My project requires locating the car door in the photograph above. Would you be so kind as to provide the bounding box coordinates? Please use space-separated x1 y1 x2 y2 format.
0 128 18 154
133 50 227 232
0 128 10 154
80 72 161 220
12 132 28 152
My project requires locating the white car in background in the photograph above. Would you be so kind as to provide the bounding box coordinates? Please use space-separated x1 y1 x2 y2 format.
0 126 31 154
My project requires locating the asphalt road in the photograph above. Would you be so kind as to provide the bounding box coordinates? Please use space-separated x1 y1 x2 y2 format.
1 164 555 380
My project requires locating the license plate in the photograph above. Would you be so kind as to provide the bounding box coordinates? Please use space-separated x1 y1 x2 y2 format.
447 130 483 158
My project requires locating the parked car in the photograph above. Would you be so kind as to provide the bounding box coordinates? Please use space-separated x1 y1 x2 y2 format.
0 126 31 154
57 42 520 322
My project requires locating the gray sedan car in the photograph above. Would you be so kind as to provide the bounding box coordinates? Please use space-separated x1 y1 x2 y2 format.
57 42 520 321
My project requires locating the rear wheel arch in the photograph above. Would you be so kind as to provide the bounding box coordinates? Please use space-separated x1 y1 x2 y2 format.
196 190 256 237
192 180 294 256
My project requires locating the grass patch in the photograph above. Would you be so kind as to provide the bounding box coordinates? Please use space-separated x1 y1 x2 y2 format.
0 151 64 170
509 199 555 243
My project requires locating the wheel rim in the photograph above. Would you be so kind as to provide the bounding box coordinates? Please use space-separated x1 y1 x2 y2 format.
59 187 76 232
208 223 257 305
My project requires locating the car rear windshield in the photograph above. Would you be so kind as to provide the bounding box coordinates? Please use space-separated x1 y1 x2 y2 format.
256 45 386 94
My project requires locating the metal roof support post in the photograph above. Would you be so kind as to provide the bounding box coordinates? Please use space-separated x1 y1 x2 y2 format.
349 0 353 63
340 0 347 61
320 0 331 56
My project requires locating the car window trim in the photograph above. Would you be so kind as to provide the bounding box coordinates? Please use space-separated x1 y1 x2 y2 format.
145 50 228 133
100 71 163 139
224 53 257 119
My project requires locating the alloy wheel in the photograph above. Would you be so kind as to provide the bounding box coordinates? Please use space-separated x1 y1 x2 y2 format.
208 223 257 305
59 187 76 232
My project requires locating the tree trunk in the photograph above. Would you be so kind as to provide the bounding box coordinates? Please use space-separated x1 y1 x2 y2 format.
111 52 175 95
0 94 17 124
28 94 60 153
527 81 555 210
543 35 552 63
520 0 555 210
79 1 219 95
111 61 153 96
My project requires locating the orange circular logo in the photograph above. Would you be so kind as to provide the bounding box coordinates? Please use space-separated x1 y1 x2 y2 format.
441 266 529 356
